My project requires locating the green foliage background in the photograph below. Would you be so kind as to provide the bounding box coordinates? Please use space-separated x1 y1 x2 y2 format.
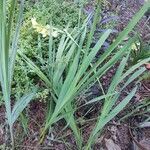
11 0 83 101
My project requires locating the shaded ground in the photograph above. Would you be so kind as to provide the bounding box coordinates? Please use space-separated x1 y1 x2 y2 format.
107 0 150 42
1 70 149 150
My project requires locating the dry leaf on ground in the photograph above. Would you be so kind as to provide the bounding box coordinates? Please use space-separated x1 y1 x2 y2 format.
105 138 121 150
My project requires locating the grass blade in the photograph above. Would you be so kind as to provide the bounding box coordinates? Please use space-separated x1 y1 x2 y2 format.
11 92 35 125
86 86 137 149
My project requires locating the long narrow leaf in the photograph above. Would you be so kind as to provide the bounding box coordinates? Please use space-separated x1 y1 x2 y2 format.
86 86 137 149
11 92 35 124
9 0 24 86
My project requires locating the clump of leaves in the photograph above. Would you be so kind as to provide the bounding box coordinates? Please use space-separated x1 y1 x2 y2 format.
130 37 150 82
0 1 35 149
11 0 85 101
20 1 150 149
131 37 150 65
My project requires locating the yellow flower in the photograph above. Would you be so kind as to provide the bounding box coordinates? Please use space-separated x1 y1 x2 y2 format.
31 17 60 38
131 42 140 51
31 17 38 27
39 28 49 37
52 31 59 38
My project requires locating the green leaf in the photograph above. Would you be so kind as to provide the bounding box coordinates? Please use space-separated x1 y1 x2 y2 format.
86 86 137 149
9 0 25 85
11 92 35 125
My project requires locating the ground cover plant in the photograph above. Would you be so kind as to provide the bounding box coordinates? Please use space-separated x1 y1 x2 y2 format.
0 0 150 149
